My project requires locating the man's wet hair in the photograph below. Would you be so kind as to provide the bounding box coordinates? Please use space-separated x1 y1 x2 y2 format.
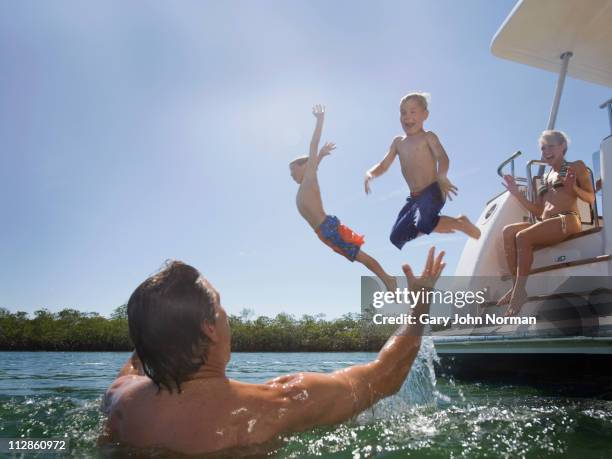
127 260 216 393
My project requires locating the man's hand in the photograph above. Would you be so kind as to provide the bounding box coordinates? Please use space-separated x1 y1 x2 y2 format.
312 104 325 120
502 174 521 197
364 172 374 194
438 176 458 201
319 142 336 159
402 246 445 291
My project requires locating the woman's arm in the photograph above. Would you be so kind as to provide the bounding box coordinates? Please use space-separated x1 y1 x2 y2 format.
502 175 544 216
570 161 595 205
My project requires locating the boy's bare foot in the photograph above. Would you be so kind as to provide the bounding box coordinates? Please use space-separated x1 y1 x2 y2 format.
383 276 397 293
496 287 514 306
505 288 527 316
457 215 481 239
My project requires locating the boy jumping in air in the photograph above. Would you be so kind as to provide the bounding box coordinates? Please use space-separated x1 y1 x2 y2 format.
364 92 481 249
290 105 396 292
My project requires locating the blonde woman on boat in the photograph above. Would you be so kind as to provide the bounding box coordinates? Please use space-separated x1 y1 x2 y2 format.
498 130 595 316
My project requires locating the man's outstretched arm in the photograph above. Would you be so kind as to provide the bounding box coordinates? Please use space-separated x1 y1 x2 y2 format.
271 247 445 431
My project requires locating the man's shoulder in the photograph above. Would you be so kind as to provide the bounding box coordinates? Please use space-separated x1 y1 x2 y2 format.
109 374 150 392
102 375 150 413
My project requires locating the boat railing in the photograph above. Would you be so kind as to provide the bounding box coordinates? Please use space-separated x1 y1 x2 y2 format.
526 159 547 223
600 97 612 136
526 160 600 227
497 150 526 182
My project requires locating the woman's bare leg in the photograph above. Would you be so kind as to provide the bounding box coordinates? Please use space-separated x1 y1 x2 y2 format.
356 250 397 292
506 216 581 316
497 222 530 305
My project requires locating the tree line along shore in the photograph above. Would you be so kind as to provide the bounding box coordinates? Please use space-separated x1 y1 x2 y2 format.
0 306 394 352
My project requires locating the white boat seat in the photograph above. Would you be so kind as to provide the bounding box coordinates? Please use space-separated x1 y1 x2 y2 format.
501 253 611 281
533 226 601 251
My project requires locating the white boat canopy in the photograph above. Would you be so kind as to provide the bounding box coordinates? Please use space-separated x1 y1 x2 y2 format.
491 0 612 88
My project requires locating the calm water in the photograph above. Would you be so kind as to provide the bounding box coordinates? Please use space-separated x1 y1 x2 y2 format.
1 340 611 458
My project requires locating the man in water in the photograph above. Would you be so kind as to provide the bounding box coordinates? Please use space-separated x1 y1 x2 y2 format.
100 248 445 455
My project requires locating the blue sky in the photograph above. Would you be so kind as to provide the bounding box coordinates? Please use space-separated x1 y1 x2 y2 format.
1 1 609 318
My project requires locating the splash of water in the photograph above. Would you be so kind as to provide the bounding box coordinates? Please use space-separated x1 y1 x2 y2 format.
358 336 451 422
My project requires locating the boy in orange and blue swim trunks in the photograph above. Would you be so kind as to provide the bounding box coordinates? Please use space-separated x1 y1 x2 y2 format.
290 105 396 292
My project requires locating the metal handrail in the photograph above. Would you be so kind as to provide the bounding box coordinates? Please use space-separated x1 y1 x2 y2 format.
600 97 612 136
497 151 526 182
587 166 600 228
526 160 548 224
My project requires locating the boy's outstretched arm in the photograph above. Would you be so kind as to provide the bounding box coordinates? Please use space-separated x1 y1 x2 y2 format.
426 131 458 201
305 105 325 179
317 142 336 167
365 136 400 194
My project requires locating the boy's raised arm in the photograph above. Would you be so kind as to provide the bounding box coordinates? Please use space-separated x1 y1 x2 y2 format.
317 142 336 167
306 105 325 177
427 131 458 200
365 136 400 194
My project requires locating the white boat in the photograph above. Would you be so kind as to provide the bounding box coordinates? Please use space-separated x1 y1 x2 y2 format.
433 0 612 397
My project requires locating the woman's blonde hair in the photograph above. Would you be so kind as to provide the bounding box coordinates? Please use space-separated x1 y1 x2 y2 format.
539 130 570 154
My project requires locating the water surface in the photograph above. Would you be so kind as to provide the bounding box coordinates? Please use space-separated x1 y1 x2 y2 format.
1 342 611 458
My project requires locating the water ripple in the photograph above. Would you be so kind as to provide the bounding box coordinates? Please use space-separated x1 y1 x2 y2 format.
0 350 611 457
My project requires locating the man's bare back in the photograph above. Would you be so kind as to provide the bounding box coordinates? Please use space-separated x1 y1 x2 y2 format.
102 371 314 454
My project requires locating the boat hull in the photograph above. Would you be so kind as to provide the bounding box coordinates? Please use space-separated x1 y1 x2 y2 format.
434 336 612 398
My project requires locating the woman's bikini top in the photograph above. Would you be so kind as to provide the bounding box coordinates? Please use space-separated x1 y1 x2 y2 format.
537 160 571 196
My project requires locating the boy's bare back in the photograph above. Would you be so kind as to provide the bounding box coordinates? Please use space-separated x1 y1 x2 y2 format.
295 174 325 229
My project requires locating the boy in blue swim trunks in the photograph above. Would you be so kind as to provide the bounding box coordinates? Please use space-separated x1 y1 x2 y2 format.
364 92 481 249
290 105 397 292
